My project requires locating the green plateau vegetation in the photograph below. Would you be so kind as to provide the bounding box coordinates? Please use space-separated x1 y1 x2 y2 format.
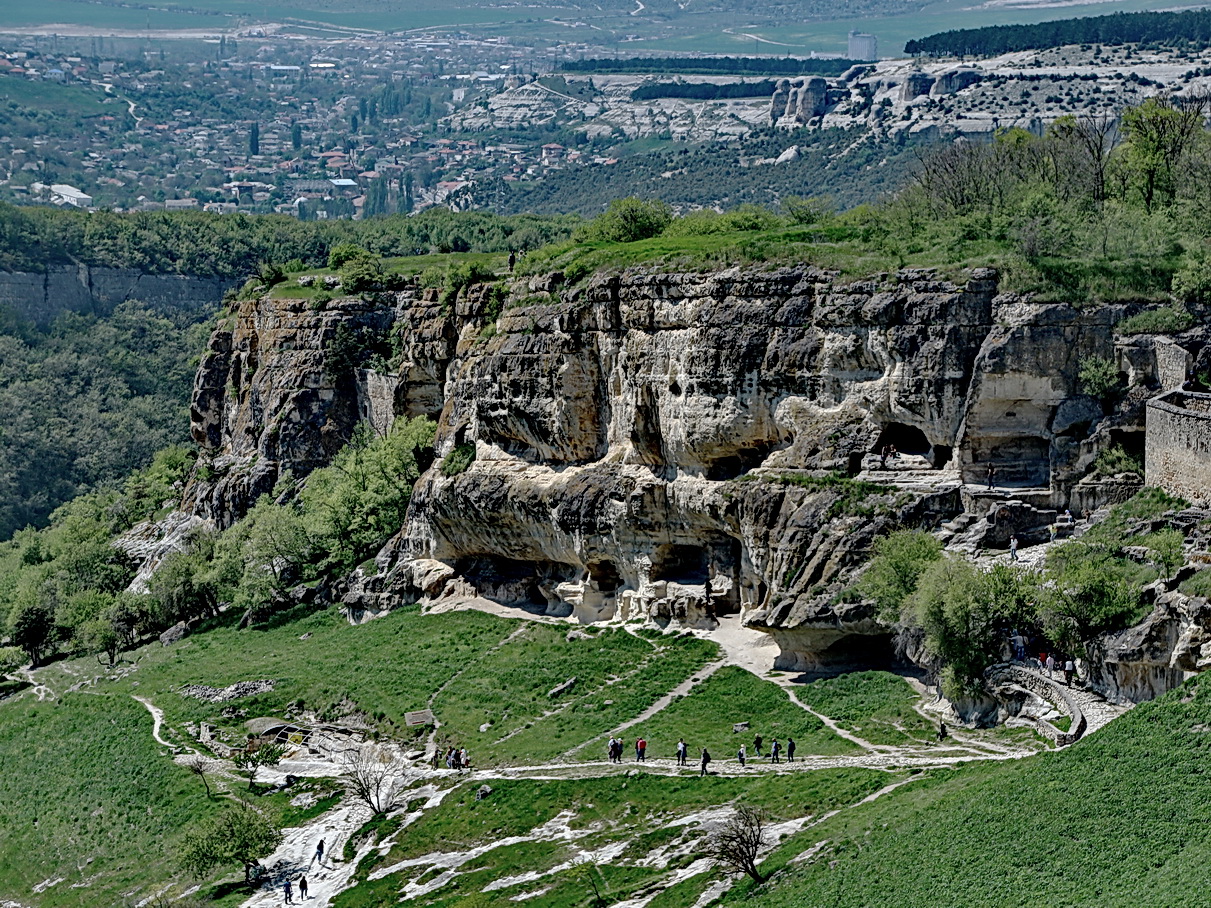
796 671 936 745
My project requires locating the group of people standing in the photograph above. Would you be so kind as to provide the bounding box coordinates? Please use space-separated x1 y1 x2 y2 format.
431 745 471 771
606 736 647 762
737 733 796 765
607 733 796 773
1011 629 1080 685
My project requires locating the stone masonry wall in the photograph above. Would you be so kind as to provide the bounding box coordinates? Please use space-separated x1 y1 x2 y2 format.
1146 391 1211 506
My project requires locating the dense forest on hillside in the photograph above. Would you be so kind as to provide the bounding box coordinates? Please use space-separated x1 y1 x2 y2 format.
905 8 1211 57
0 205 577 278
496 128 920 215
631 80 778 101
0 303 213 540
563 56 855 76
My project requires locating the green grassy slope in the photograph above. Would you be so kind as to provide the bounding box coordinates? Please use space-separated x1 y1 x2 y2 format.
729 674 1211 908
0 693 221 907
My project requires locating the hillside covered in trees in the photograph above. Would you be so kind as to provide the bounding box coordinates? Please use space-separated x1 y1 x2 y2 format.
905 8 1211 58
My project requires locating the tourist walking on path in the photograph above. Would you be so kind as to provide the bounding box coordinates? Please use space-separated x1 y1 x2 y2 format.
738 744 746 766
283 880 293 905
1009 535 1019 562
298 876 308 900
700 748 711 776
753 734 763 757
1046 654 1055 678
1064 658 1075 686
770 739 781 763
986 464 995 489
636 737 646 762
312 840 324 867
677 738 688 766
786 736 796 762
937 722 948 743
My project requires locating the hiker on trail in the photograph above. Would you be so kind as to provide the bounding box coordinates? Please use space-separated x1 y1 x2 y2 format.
700 748 711 776
283 880 293 905
677 738 688 766
313 839 325 866
937 722 948 743
636 737 647 762
607 737 617 762
508 250 516 273
986 464 995 489
1064 658 1075 686
770 739 781 763
299 876 308 900
1048 523 1057 543
753 734 763 756
1009 535 1019 562
1046 654 1056 678
460 748 470 771
738 744 746 766
786 736 796 762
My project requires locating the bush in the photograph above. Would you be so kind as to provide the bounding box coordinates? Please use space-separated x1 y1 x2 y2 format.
584 197 672 243
1117 305 1195 335
328 242 369 270
1172 247 1211 303
440 443 476 477
1092 444 1143 478
1078 355 1123 402
341 255 384 293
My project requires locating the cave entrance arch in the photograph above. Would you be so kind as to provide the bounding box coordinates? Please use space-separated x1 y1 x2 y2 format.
650 544 709 585
873 422 931 457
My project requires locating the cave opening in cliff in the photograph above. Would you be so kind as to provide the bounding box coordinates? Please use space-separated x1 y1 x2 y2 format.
587 559 622 593
872 422 931 459
650 544 709 585
705 442 776 481
456 554 578 610
804 632 900 676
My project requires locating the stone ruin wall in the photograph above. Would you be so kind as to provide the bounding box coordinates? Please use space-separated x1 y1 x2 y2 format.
1146 391 1211 507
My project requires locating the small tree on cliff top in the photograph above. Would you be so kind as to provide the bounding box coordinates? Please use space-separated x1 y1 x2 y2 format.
181 801 282 884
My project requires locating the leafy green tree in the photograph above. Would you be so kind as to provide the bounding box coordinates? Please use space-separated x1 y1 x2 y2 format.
1118 96 1206 212
8 599 53 667
1147 529 1186 583
854 530 943 621
1040 545 1144 651
584 197 672 243
180 801 282 883
0 646 25 678
233 743 287 791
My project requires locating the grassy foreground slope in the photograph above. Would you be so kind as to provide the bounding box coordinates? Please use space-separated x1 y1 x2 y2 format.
0 693 220 907
731 674 1211 908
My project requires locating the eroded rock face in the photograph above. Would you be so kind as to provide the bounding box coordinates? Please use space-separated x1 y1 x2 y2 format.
185 264 1162 672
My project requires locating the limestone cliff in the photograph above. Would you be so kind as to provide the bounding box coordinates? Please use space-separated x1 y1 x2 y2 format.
185 264 1177 674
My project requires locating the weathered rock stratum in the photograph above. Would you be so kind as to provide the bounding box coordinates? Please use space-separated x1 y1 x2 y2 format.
184 265 1171 672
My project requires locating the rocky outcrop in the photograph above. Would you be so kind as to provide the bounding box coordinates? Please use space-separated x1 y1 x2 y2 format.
0 265 230 327
771 77 829 125
184 264 1167 672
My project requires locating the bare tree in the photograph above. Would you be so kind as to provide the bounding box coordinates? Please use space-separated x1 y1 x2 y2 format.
342 744 407 814
705 806 769 884
184 755 218 798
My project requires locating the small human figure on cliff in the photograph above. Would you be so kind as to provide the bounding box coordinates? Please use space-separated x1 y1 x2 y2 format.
770 739 781 763
987 464 996 490
636 737 646 762
1049 523 1057 543
677 738 688 766
1064 658 1075 686
298 876 308 900
738 744 746 766
508 250 516 272
312 839 324 867
283 879 293 905
700 748 711 776
753 734 763 756
1009 535 1019 562
1046 654 1056 678
937 722 948 743
786 736 796 762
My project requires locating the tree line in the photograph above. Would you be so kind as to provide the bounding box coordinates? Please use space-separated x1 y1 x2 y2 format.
630 80 777 101
905 8 1211 57
0 204 578 278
